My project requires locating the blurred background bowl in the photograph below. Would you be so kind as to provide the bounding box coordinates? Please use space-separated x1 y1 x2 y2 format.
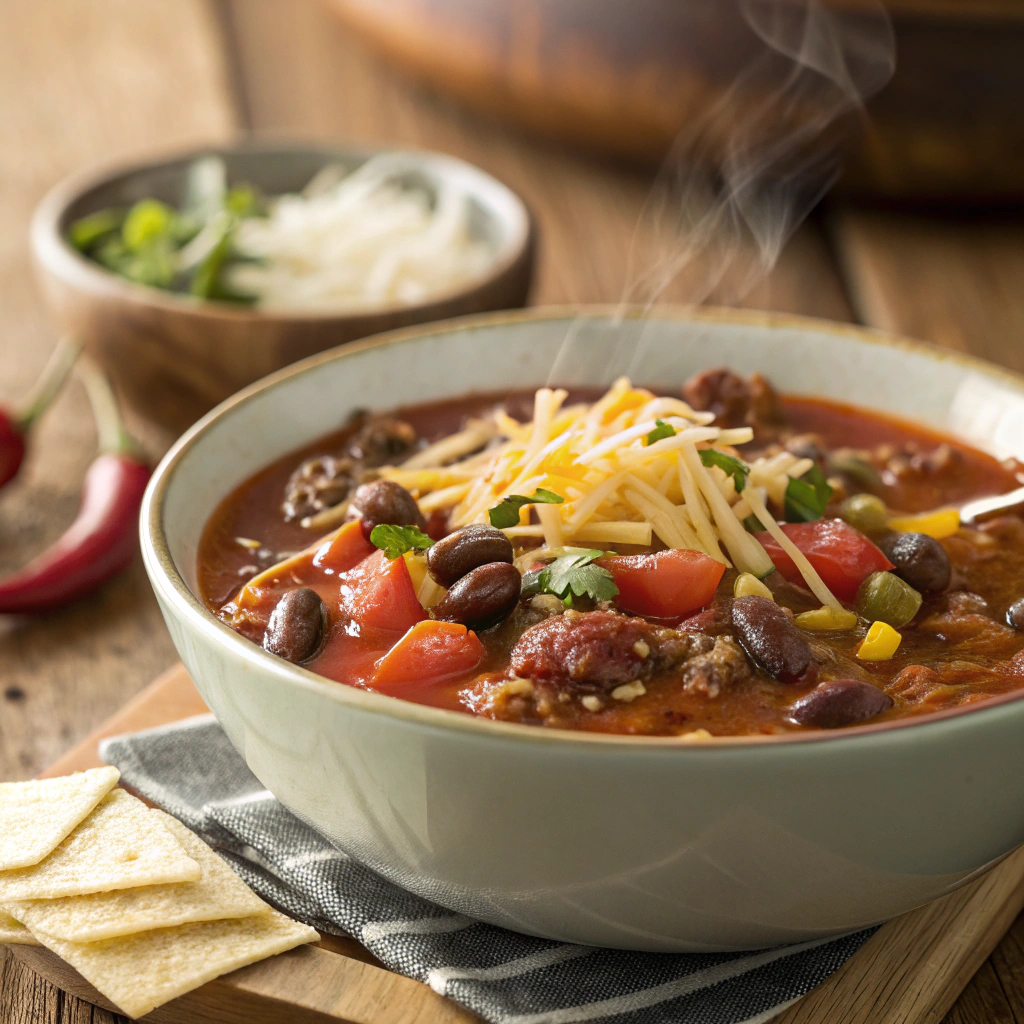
31 140 535 432
327 0 1024 202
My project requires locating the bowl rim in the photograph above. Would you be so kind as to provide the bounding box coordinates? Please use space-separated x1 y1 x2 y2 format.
31 137 534 324
143 304 1024 751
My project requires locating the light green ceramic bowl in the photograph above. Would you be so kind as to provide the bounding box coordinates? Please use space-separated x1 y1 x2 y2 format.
141 308 1024 951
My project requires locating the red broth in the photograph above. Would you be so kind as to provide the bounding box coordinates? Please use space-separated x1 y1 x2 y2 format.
198 387 1024 737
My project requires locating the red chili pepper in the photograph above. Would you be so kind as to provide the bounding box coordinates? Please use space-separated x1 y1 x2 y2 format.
0 360 151 614
0 411 26 490
0 339 79 490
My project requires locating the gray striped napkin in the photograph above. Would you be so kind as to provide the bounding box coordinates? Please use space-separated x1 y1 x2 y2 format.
100 715 875 1024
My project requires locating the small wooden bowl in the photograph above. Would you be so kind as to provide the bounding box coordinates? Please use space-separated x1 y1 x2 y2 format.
31 141 535 432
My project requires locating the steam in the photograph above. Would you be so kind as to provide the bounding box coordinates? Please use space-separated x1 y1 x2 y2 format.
546 0 894 386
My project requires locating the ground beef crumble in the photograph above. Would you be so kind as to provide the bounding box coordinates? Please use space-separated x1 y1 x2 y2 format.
505 609 752 704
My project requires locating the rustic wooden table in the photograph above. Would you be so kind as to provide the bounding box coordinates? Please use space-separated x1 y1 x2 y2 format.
1 2 1022 1021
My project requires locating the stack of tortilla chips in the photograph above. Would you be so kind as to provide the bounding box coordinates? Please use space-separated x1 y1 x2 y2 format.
0 766 317 1018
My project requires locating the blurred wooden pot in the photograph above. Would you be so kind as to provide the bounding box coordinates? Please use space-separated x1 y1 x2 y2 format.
329 0 1024 201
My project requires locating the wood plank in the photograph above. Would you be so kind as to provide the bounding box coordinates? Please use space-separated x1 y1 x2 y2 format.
943 960 1017 1024
772 849 1024 1024
8 661 479 1024
0 1 239 1020
225 0 854 322
8 944 478 1024
831 209 1024 373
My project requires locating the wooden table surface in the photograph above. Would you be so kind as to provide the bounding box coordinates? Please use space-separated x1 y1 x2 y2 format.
1 2 1022 1021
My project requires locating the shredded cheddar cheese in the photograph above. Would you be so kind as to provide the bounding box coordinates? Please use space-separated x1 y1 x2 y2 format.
377 378 844 604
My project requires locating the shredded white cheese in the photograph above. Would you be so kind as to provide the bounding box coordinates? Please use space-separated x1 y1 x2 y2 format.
377 378 841 606
225 156 495 311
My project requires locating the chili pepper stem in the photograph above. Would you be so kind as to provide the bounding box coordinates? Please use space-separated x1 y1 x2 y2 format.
15 337 81 431
77 357 137 458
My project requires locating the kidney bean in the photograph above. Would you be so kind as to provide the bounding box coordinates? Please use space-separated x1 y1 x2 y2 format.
879 531 950 595
787 678 893 729
434 562 521 630
731 595 817 684
263 587 329 664
427 524 514 587
349 480 425 538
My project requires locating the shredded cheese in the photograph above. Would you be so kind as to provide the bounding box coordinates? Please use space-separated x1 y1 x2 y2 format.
373 378 842 606
226 155 495 312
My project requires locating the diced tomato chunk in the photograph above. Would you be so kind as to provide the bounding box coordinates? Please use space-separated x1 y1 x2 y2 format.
340 549 426 632
313 519 376 574
372 620 485 694
597 549 725 620
756 518 893 601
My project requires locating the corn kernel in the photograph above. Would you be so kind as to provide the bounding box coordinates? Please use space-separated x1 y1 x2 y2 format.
857 620 902 661
794 606 858 631
403 550 428 591
887 508 960 539
734 572 773 601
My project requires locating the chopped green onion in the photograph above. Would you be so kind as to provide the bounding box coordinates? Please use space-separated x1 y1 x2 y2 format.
68 209 123 251
646 419 676 445
122 199 176 252
699 449 749 492
785 465 833 522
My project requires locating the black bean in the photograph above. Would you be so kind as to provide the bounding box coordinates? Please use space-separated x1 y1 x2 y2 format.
878 531 951 595
787 679 893 729
434 562 521 631
349 480 425 538
427 524 514 588
731 595 817 684
263 587 329 664
1007 598 1024 630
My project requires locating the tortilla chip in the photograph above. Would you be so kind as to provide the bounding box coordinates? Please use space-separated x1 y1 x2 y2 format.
30 909 318 1018
0 767 119 871
4 812 266 942
0 790 200 901
0 910 40 945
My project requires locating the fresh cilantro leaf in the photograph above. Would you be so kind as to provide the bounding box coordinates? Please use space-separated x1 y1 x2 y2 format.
521 549 619 604
369 524 434 560
488 488 564 529
784 465 833 522
646 419 676 445
699 448 749 492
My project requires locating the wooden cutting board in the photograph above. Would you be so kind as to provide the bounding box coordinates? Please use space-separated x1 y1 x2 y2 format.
9 663 1024 1024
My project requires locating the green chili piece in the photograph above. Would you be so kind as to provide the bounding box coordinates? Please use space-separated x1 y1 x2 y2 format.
839 493 889 535
855 570 922 628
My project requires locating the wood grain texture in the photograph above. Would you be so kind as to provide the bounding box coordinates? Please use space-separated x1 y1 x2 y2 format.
772 849 1024 1023
0 0 236 1019
7 944 478 1024
831 209 1024 374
